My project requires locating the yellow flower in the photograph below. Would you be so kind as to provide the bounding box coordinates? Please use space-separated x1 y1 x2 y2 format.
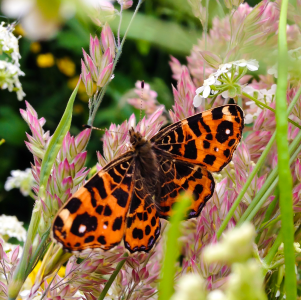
14 24 26 37
36 53 55 68
57 57 76 77
30 42 41 54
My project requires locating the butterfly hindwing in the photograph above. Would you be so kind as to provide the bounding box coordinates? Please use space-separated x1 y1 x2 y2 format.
52 154 135 252
156 154 215 219
124 178 161 253
153 105 244 172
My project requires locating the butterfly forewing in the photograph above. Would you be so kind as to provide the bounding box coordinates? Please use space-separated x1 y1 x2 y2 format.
153 105 244 172
52 154 135 252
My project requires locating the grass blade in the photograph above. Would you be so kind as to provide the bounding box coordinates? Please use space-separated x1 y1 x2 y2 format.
158 194 192 300
275 0 296 298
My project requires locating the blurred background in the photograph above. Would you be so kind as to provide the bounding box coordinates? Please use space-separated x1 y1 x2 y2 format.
0 0 259 226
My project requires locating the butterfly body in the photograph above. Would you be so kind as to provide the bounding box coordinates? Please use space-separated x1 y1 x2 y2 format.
52 105 244 253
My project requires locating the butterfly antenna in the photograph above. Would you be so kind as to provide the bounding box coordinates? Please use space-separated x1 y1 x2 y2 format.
82 125 123 134
139 80 145 123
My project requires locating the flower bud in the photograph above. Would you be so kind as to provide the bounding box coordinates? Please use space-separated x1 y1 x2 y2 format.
101 23 116 58
89 35 102 67
203 223 255 264
97 62 113 87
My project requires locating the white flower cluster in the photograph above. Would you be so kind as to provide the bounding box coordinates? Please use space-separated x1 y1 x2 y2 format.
243 84 277 124
4 168 34 196
193 59 259 107
0 214 27 242
0 22 25 100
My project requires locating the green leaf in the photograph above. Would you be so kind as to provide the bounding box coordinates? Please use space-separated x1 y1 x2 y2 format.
158 194 192 300
39 78 81 198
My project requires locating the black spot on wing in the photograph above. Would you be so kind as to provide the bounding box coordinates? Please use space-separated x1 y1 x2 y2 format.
96 205 103 215
74 242 81 247
84 236 95 243
85 175 107 199
175 162 193 178
187 116 202 136
228 139 236 147
175 128 184 143
112 188 129 208
137 212 143 221
203 154 216 166
132 228 144 240
224 149 230 158
143 212 148 220
97 235 106 244
70 213 97 237
206 133 213 140
216 121 233 143
112 216 123 231
184 140 197 160
130 192 142 213
54 216 64 229
228 105 238 116
108 167 122 184
145 225 151 235
212 106 224 120
203 140 210 149
193 184 204 200
65 198 82 214
151 217 156 226
104 205 112 216
199 117 211 133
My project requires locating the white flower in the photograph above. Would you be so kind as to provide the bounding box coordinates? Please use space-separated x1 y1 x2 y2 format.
245 113 255 124
0 22 21 65
171 274 206 300
233 59 259 71
0 60 26 100
0 215 27 242
267 65 278 78
193 94 205 108
4 168 34 196
203 223 256 264
207 290 227 300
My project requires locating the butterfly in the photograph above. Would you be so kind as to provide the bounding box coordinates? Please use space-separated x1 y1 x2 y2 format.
52 104 244 253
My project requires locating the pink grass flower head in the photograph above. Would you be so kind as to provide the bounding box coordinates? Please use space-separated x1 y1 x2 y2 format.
127 81 166 122
97 107 164 169
81 23 115 94
118 0 133 9
21 101 91 233
169 66 196 122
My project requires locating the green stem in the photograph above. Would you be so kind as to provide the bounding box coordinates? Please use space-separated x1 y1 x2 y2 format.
8 208 41 299
87 0 143 127
238 139 301 225
158 194 192 300
217 85 301 239
98 253 128 300
276 0 296 297
26 227 50 277
264 232 282 267
242 92 301 129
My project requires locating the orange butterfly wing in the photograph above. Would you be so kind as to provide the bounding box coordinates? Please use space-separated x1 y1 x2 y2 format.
156 155 215 219
124 179 161 253
153 105 244 172
52 154 135 252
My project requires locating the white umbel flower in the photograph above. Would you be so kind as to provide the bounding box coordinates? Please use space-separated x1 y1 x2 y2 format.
0 215 27 242
0 22 21 65
4 168 34 196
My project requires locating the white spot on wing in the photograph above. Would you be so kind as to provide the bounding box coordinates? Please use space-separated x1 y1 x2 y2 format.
226 129 231 134
79 225 86 233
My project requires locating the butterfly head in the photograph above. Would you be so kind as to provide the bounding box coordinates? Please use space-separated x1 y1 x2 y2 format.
129 127 147 148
